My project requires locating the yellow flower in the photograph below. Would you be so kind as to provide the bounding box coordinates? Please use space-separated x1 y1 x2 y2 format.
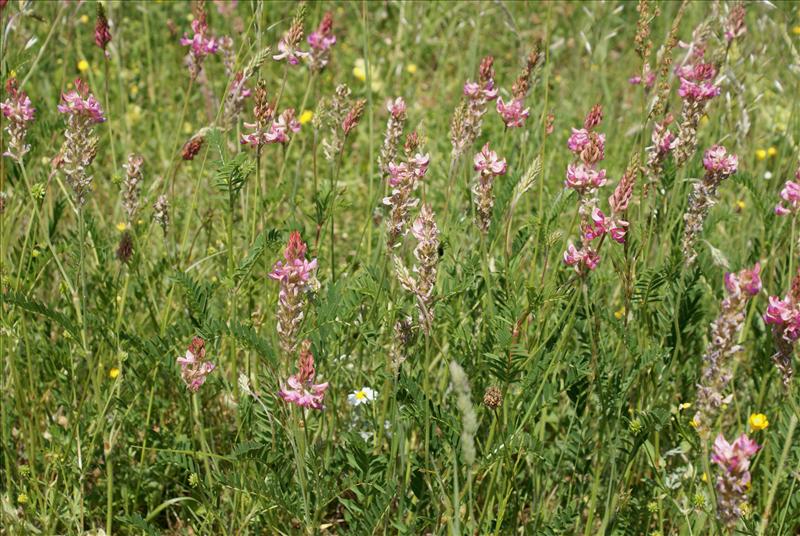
767 146 778 157
735 199 746 212
80 14 89 24
755 149 767 161
406 63 418 74
31 248 40 258
17 493 28 505
678 402 692 411
353 58 369 81
78 59 90 72
690 415 700 428
749 413 768 431
116 222 127 232
701 472 707 483
793 25 800 35
614 306 625 319
299 110 314 125
109 367 121 379
9 69 16 79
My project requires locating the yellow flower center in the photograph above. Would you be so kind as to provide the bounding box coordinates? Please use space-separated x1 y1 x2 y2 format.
356 391 366 400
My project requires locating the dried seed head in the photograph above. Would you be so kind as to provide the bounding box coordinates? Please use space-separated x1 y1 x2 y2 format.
483 386 503 410
342 99 366 135
182 136 204 161
116 231 134 264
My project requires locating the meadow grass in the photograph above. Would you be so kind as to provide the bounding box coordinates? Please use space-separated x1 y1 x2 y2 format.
2 1 800 534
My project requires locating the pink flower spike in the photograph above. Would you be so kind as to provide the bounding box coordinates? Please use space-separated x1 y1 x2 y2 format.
57 78 106 123
473 143 507 176
764 296 793 325
567 128 591 154
496 96 530 128
278 341 328 410
176 337 215 392
387 97 407 119
703 145 738 177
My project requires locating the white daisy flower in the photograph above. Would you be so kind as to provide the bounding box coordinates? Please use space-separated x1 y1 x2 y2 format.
347 387 377 406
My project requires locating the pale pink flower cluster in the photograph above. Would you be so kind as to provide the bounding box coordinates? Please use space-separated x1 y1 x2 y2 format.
378 97 408 180
495 48 538 129
563 105 624 272
384 148 430 248
693 264 761 434
473 142 507 233
56 79 106 205
496 97 529 129
269 232 318 358
58 79 106 123
724 3 747 43
394 205 441 335
674 37 720 166
177 337 216 392
763 271 800 385
711 433 760 528
628 67 655 89
307 11 335 71
774 167 800 215
274 15 309 66
645 114 677 184
122 154 144 222
450 56 497 158
223 71 252 128
1 77 35 161
241 108 300 147
180 10 218 79
682 145 738 265
278 340 328 410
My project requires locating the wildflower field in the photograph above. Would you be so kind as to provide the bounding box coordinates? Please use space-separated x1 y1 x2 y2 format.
3 0 800 533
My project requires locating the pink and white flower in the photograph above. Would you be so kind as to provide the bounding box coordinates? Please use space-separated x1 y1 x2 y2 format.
177 337 216 392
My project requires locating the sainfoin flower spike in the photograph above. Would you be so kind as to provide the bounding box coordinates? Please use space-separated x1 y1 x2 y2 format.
473 142 507 234
274 5 309 66
384 134 430 248
774 165 800 216
450 55 497 159
269 231 318 358
693 264 761 434
682 144 737 265
673 28 720 167
56 78 106 205
1 76 35 161
562 105 625 272
763 269 800 385
711 433 760 528
307 11 336 71
95 3 112 58
122 154 144 223
279 340 328 410
180 2 218 80
378 97 407 180
496 47 539 128
177 337 216 392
